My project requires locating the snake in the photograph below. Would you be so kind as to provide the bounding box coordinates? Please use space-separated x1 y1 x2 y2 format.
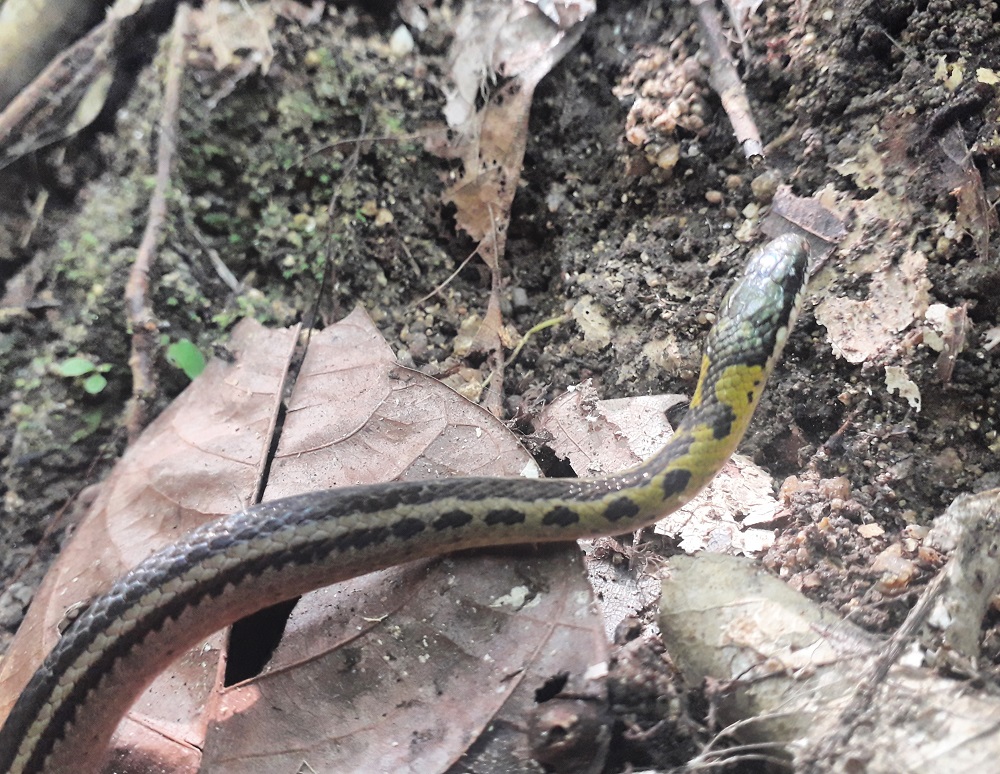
0 233 809 773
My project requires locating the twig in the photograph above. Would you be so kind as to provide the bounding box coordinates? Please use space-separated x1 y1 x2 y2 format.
412 244 479 306
179 209 242 292
295 128 447 167
123 3 189 440
690 0 764 162
480 203 507 417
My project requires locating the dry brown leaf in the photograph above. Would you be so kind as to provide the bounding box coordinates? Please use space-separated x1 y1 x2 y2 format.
201 547 606 772
0 310 609 772
266 309 539 495
819 110 992 296
764 184 848 251
437 0 591 267
815 250 931 364
938 124 995 261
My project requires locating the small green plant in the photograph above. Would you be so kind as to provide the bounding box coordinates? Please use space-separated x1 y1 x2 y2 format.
57 356 111 395
166 338 206 380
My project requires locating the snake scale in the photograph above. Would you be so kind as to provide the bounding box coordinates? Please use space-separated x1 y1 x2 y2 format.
0 233 810 773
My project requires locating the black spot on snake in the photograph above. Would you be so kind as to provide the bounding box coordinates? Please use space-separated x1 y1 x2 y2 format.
485 508 526 526
433 510 473 530
331 526 391 552
392 517 427 540
661 469 692 499
542 506 579 527
604 497 640 522
712 404 737 440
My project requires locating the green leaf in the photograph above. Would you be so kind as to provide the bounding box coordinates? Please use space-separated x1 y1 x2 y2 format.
58 357 96 377
167 339 206 380
82 373 107 394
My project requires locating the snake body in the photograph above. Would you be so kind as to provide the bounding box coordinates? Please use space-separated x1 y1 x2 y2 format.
0 234 809 773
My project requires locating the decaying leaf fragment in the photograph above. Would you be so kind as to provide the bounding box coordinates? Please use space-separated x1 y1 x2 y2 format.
429 0 593 412
435 0 593 266
815 250 931 364
939 124 995 261
923 302 970 382
884 365 921 411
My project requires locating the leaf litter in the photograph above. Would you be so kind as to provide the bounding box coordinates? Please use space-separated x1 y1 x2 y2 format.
6 0 998 770
425 0 593 414
1 4 808 769
0 310 612 771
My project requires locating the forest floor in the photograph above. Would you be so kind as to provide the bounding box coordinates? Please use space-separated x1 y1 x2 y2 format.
1 1 999 771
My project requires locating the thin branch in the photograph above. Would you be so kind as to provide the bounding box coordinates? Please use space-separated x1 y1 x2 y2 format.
123 3 189 440
691 0 764 162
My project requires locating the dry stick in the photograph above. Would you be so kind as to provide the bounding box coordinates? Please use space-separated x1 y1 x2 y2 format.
412 244 480 306
296 127 447 167
180 209 242 292
480 202 508 417
306 107 370 330
123 3 189 441
690 0 764 162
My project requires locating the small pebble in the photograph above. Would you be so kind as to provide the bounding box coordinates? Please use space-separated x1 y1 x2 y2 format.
750 169 781 203
389 25 414 57
511 287 530 312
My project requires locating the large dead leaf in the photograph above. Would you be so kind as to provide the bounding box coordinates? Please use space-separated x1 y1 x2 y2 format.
201 547 605 772
0 319 298 719
0 310 609 773
0 319 298 769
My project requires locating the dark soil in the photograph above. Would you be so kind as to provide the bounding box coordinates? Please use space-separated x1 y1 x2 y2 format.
1 0 999 770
